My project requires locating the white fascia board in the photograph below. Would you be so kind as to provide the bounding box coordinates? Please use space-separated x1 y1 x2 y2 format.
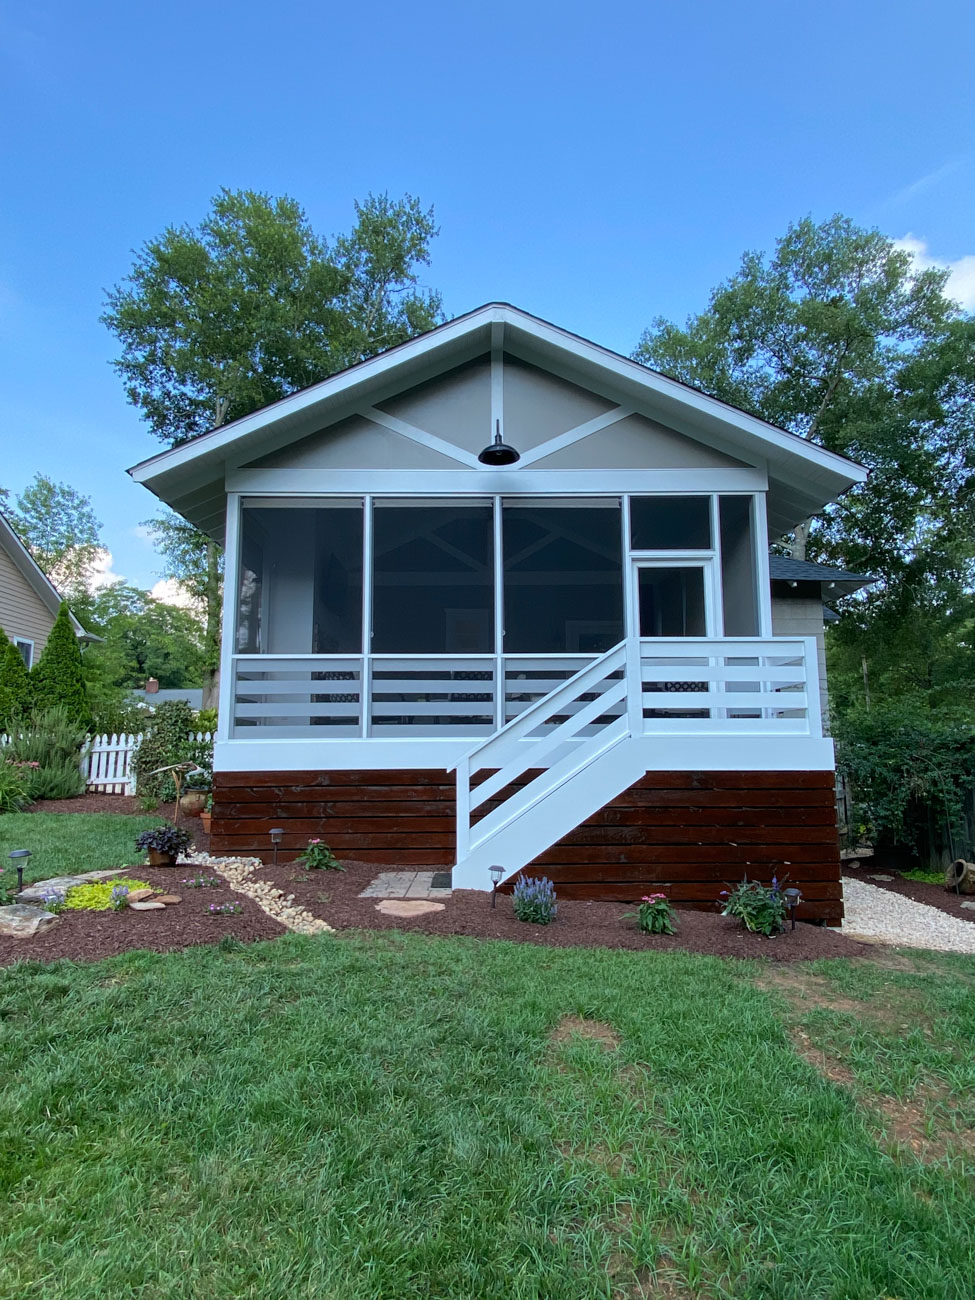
226 467 768 495
127 307 504 485
128 304 866 496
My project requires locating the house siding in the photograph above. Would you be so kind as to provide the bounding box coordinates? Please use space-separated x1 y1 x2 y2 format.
211 767 842 922
0 542 56 657
771 594 829 726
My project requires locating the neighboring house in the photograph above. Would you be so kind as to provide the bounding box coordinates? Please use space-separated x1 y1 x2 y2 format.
0 512 95 666
128 681 205 711
130 304 869 922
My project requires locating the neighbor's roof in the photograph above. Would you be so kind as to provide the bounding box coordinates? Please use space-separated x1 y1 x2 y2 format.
0 513 98 641
769 555 876 596
128 302 869 540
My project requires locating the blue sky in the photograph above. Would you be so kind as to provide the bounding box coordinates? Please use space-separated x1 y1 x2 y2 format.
1 0 973 593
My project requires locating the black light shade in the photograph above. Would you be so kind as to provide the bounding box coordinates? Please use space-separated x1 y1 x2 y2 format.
478 421 520 466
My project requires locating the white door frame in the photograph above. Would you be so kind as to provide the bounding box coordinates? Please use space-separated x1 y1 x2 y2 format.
627 557 718 638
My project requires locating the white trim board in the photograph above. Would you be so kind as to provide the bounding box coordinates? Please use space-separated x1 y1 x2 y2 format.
227 468 769 494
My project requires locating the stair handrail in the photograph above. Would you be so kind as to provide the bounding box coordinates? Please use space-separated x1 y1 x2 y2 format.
450 638 629 777
453 639 634 863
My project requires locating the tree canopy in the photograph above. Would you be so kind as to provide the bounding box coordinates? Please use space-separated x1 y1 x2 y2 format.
103 188 443 707
2 474 103 596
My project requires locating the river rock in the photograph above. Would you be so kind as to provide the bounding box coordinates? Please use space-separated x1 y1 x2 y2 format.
0 905 59 938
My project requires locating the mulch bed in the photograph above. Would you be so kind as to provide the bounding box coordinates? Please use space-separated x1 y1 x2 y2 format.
847 866 975 924
0 864 284 968
258 859 868 963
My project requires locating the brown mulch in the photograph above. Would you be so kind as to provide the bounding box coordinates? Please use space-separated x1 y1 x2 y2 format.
847 866 975 924
257 858 868 963
0 864 283 968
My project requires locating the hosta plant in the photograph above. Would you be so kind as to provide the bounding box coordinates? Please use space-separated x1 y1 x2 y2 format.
720 876 787 937
511 875 558 925
631 893 677 935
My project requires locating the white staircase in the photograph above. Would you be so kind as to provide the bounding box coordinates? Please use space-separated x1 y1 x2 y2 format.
451 639 646 889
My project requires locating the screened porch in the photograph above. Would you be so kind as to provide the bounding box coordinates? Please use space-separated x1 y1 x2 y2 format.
226 493 811 739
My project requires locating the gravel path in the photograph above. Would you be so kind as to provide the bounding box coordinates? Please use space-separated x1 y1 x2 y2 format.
842 876 975 954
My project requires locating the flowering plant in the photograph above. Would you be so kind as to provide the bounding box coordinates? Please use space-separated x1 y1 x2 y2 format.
180 874 221 889
512 875 558 925
40 888 67 914
295 838 343 871
630 893 677 935
110 884 130 911
208 902 242 915
720 876 787 936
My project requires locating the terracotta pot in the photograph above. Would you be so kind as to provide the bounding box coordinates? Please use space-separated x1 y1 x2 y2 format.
200 811 212 834
180 791 207 817
147 848 177 867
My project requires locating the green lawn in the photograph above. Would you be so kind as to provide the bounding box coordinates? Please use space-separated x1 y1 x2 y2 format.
1 930 973 1299
0 813 173 888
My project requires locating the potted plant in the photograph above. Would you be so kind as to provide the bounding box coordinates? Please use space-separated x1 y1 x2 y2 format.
179 769 210 818
199 793 213 835
136 825 194 867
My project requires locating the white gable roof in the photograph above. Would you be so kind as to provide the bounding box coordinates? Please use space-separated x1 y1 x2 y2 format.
128 302 867 538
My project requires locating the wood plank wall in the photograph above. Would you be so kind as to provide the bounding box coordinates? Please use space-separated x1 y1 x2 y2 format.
211 768 842 921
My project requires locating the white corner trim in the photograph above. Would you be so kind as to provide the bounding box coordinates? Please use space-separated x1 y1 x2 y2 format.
362 406 482 468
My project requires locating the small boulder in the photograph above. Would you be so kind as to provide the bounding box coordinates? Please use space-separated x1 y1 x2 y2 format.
126 888 155 903
0 905 59 939
155 895 182 905
128 900 166 911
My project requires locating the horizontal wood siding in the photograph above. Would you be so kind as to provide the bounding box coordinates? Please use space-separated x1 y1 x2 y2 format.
0 542 55 656
212 768 842 920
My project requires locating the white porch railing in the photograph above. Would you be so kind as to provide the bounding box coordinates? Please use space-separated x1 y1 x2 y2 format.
229 653 595 738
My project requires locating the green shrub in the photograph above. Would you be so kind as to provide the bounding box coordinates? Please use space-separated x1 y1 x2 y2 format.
5 706 86 801
131 700 197 800
30 604 92 728
720 877 786 936
0 641 32 730
0 760 32 814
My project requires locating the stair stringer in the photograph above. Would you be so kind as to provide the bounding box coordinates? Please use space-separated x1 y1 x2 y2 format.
452 732 647 890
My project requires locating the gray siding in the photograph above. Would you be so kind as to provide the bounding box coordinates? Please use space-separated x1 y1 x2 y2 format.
771 595 829 728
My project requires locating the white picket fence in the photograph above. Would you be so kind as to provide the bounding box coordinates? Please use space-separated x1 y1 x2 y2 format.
1 731 214 796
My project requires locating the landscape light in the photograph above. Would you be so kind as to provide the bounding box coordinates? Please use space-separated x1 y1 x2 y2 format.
8 849 31 893
269 827 284 866
784 887 802 930
488 864 504 908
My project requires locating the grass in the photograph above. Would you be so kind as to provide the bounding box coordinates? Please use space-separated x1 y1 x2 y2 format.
0 812 176 889
0 931 973 1299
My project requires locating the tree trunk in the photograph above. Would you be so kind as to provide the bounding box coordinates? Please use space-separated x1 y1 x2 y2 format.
201 538 222 712
789 519 811 561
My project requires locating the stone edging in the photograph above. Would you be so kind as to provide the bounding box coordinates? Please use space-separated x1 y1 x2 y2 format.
183 852 334 937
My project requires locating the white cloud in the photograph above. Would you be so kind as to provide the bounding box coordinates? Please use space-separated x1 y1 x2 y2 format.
88 548 124 590
886 160 960 208
894 234 975 311
150 578 205 616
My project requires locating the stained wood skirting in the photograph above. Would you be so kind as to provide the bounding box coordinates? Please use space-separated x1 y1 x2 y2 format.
211 768 842 920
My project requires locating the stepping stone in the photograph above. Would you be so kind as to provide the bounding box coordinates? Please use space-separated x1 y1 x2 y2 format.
867 873 894 882
961 901 975 912
129 900 166 911
0 904 59 938
126 888 155 903
375 899 446 918
156 895 182 905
